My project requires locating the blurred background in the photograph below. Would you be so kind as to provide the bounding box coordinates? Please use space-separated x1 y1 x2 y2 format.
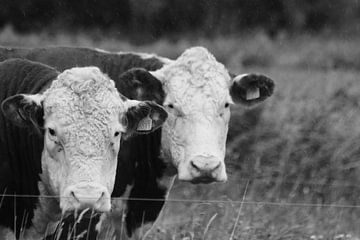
0 0 360 41
1 0 360 239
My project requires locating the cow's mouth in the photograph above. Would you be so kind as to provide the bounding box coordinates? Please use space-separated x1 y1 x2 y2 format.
190 176 215 184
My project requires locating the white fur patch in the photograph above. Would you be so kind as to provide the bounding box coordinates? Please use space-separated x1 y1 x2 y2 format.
42 66 125 160
23 93 44 106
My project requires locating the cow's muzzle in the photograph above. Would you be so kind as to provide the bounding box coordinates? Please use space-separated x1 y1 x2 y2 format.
61 183 111 213
178 155 227 183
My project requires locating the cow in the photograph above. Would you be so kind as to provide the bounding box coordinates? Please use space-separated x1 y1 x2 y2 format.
0 46 275 239
0 59 167 239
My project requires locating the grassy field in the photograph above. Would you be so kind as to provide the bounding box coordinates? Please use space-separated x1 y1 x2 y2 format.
1 26 360 240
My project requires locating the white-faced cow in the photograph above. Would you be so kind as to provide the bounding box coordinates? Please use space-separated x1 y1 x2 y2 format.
0 46 275 239
0 59 167 239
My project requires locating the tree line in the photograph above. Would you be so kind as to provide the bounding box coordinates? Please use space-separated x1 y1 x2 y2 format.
0 0 359 38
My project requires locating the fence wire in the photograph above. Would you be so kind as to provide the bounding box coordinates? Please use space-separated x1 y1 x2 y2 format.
1 194 360 209
1 177 360 210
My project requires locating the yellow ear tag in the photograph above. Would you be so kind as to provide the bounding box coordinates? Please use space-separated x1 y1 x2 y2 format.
137 115 153 131
246 87 260 100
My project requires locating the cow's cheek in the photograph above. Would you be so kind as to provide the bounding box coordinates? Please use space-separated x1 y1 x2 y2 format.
104 155 118 192
43 140 68 196
219 111 230 153
161 115 186 168
42 151 67 196
169 136 185 169
104 141 120 191
45 139 61 159
215 113 230 180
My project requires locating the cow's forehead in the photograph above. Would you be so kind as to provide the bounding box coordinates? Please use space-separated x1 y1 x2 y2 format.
161 47 232 108
43 67 124 126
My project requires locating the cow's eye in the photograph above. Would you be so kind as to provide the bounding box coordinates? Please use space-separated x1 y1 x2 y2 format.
166 103 185 117
114 131 120 137
48 128 56 136
224 103 230 108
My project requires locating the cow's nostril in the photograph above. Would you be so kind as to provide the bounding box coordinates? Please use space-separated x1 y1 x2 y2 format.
213 162 221 171
70 191 79 202
97 191 105 202
190 161 201 171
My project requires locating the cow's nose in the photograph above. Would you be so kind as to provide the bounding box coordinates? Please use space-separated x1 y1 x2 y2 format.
62 184 111 212
190 159 221 173
188 156 226 183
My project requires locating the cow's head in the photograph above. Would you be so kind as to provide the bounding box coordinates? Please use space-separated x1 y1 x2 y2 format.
1 67 167 213
151 47 274 183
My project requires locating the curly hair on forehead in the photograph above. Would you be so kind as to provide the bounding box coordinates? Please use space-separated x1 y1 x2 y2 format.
44 66 118 97
162 47 231 87
42 67 125 124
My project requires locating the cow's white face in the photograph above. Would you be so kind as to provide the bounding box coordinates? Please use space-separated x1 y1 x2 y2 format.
152 47 274 183
1 67 167 213
39 68 126 213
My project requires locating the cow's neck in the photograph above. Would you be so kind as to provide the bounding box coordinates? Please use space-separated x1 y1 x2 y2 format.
32 180 61 234
158 144 178 184
29 155 62 238
156 155 177 194
132 151 177 238
17 179 61 239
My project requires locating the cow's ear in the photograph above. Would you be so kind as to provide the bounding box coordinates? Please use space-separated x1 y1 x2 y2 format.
230 73 275 107
117 68 165 104
123 100 168 138
1 94 44 131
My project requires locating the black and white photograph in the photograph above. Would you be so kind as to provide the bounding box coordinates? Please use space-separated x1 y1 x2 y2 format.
0 0 359 239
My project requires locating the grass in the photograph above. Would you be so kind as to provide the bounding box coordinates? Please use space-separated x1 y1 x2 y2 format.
1 26 360 239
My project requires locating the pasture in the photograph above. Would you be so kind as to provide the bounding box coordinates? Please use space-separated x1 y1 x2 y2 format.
1 27 360 239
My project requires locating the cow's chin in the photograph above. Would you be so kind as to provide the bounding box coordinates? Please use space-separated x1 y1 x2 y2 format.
177 168 228 184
